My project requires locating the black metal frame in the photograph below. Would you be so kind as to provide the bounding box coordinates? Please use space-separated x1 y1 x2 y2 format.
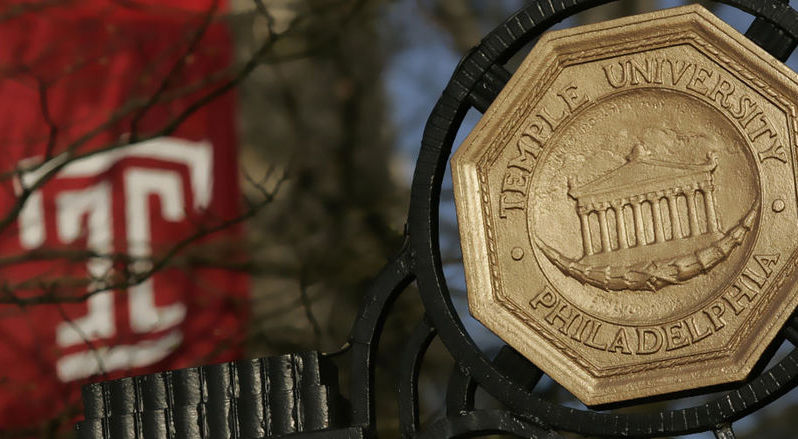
78 1 798 437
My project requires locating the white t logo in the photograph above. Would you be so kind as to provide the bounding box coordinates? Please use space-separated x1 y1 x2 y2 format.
15 137 213 381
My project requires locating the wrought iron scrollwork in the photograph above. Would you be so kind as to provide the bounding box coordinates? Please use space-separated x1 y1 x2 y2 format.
77 0 798 437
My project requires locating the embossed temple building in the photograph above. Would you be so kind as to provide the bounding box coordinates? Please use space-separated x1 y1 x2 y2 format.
568 145 721 264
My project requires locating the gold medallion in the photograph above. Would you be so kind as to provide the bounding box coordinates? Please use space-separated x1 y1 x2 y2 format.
452 5 798 404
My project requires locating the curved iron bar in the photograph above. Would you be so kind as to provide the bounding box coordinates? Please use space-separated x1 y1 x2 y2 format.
443 348 544 427
415 409 564 439
398 315 437 438
348 239 415 434
400 0 798 437
446 363 477 418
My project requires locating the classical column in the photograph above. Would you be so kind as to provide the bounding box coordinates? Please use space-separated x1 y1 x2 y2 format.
685 187 701 236
665 189 682 240
701 182 720 233
648 193 666 243
611 200 629 249
631 196 646 246
597 205 612 253
579 209 594 256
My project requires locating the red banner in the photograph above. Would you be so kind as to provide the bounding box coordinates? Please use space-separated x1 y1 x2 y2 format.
0 1 246 429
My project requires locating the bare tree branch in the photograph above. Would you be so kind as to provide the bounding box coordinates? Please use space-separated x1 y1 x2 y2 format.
298 267 322 347
36 79 59 159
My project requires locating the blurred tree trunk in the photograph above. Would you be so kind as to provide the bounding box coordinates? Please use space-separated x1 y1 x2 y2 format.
230 0 407 355
231 2 423 435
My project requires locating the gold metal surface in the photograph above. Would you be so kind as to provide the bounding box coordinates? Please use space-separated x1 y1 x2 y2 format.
452 5 798 405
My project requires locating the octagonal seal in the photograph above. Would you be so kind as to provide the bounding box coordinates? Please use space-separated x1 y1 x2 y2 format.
452 5 798 405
